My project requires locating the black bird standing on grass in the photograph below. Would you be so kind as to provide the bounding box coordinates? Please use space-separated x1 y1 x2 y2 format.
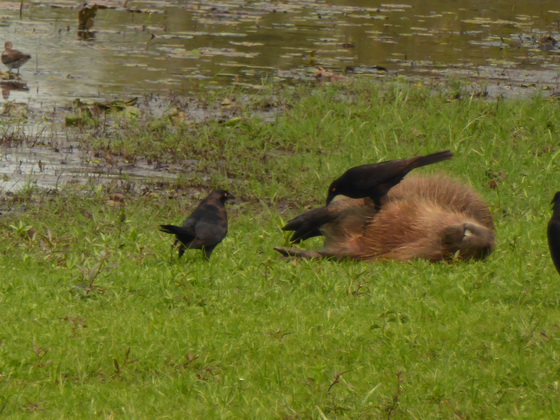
159 189 234 259
326 150 454 206
548 192 560 275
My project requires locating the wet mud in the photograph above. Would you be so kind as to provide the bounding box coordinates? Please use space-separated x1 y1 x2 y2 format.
0 142 180 193
0 0 559 191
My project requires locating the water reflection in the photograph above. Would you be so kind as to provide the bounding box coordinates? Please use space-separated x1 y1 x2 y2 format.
0 0 559 191
0 0 557 107
77 3 97 40
0 80 29 100
0 141 180 193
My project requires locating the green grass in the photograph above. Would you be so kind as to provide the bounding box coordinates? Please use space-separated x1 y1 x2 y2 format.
2 79 560 418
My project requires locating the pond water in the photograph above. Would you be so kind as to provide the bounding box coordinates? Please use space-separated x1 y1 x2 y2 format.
0 0 559 192
0 0 559 104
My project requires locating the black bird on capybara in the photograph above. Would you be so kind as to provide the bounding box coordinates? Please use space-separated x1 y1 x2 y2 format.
277 175 495 263
326 150 454 206
548 192 560 275
159 189 234 259
282 196 374 243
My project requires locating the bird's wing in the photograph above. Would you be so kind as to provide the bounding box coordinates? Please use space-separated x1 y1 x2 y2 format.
181 215 198 232
190 220 227 248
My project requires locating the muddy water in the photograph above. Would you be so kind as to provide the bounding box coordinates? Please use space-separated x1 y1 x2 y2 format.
0 142 181 193
1 0 559 102
0 0 559 191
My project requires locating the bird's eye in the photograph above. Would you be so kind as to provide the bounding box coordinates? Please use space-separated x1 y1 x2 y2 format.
331 187 336 192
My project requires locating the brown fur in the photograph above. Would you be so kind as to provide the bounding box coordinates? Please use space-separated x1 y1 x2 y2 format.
275 175 496 262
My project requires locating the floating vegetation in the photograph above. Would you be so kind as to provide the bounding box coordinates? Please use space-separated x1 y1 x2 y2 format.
0 0 556 111
0 0 558 193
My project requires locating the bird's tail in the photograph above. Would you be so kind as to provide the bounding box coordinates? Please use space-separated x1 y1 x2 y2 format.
413 150 454 169
282 198 372 243
281 207 332 243
159 224 189 235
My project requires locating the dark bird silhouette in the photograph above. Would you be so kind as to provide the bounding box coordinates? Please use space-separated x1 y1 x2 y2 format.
548 192 560 275
282 197 372 243
326 150 454 206
2 42 31 74
159 190 234 259
282 206 333 243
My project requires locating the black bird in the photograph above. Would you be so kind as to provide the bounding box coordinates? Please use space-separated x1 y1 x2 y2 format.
282 197 372 243
282 206 333 243
326 150 454 206
548 192 560 275
159 189 234 259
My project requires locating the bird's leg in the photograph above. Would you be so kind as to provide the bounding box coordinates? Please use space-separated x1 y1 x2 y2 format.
178 246 185 257
173 239 185 258
202 245 216 260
